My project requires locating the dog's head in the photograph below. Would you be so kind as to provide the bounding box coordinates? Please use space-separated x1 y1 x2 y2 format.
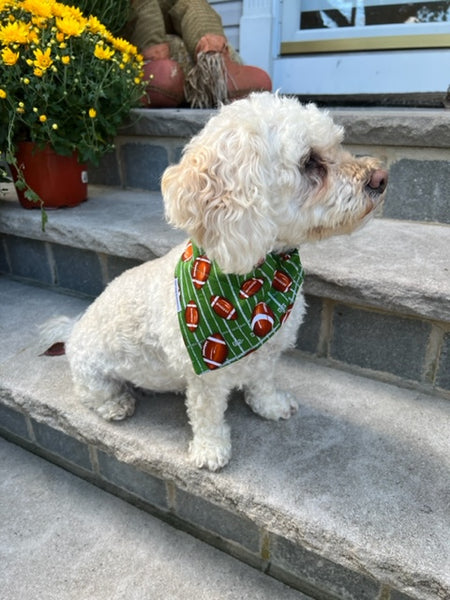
162 92 387 274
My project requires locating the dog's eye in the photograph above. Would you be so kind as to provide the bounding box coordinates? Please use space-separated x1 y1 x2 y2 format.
303 153 327 179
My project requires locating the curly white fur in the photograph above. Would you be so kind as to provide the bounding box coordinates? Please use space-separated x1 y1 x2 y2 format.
43 93 387 471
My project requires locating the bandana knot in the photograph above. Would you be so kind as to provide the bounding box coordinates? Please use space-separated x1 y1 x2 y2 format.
175 241 304 374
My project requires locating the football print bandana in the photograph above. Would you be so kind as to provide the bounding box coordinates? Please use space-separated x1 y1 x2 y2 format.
174 240 304 375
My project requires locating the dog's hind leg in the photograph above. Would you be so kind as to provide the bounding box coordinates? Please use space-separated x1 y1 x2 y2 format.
184 376 231 471
73 374 135 422
244 357 299 421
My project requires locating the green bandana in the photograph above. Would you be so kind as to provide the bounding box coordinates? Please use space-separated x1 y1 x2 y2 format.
174 241 304 375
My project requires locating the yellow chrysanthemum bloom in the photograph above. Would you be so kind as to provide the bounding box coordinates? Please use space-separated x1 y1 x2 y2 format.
88 108 96 118
87 15 106 36
1 46 19 66
0 0 13 12
55 4 85 21
27 28 39 44
111 36 136 56
61 55 70 64
0 89 6 99
31 16 48 29
39 114 47 122
0 20 30 45
94 43 114 61
33 47 53 71
56 16 85 38
22 0 55 19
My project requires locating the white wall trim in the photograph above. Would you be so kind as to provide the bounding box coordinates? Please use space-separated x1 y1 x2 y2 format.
239 0 278 76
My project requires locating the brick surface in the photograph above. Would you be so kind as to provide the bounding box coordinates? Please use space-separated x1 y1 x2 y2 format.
384 159 450 224
105 254 143 284
52 243 105 297
3 234 53 284
0 404 30 440
296 294 323 354
269 533 381 600
97 449 168 510
87 151 121 187
436 331 450 391
121 143 169 191
0 237 9 273
32 419 92 470
175 488 261 553
330 305 431 381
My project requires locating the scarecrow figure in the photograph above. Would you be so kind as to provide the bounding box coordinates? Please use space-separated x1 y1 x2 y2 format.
124 0 272 107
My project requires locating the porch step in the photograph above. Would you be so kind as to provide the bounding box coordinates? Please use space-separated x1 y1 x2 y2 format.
89 107 450 225
1 277 449 600
1 184 449 397
1 437 311 600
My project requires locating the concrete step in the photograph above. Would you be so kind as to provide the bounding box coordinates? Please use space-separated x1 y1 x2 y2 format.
1 185 449 397
1 277 449 600
1 437 311 600
88 107 450 225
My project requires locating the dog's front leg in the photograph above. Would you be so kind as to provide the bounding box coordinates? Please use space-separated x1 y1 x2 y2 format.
185 375 231 471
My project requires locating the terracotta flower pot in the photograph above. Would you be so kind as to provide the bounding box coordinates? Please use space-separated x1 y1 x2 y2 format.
11 142 88 209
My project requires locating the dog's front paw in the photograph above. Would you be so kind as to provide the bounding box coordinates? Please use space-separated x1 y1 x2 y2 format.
246 390 299 421
189 435 231 471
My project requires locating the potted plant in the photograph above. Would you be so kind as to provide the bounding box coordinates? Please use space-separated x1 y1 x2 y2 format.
0 0 145 226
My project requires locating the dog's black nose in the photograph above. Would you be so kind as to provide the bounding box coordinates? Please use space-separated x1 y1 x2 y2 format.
367 169 388 194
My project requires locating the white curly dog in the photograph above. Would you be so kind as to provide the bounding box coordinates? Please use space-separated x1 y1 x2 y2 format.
43 93 387 471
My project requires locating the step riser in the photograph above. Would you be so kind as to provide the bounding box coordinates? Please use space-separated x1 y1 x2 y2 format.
0 407 412 600
87 110 450 226
1 233 448 398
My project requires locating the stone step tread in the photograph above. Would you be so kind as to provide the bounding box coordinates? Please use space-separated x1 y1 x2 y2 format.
121 107 450 148
1 438 310 600
1 184 449 322
1 277 449 600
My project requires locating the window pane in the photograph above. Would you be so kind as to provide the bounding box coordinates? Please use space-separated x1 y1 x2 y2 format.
300 1 450 30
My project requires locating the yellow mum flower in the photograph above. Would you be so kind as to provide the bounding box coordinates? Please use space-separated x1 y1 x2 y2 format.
61 55 70 65
22 0 54 19
56 16 85 38
111 36 136 55
0 20 30 44
88 108 97 118
33 47 53 71
54 4 85 21
39 114 47 122
0 89 6 99
1 46 19 66
94 43 114 61
0 0 12 11
87 15 106 36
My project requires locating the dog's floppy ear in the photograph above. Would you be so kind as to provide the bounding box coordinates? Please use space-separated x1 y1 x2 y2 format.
162 128 277 274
